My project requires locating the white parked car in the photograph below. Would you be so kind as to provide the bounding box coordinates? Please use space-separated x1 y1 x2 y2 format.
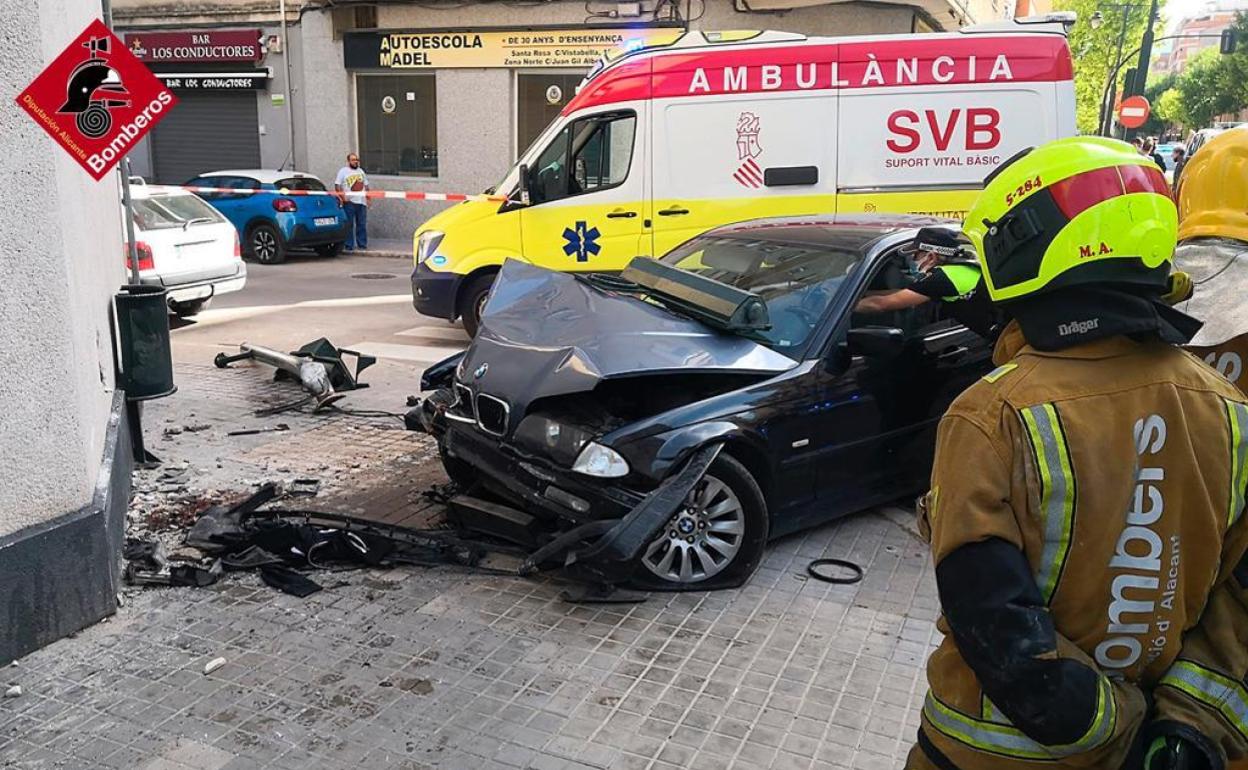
123 182 247 318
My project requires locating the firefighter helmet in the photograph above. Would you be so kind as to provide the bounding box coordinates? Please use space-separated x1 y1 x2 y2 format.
59 60 127 114
962 136 1176 303
1177 126 1248 243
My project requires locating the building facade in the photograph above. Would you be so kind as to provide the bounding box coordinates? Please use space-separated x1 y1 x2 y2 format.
1154 2 1248 76
2 0 132 664
114 0 1016 242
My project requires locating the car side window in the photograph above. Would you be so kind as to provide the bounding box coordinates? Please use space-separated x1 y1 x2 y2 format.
230 177 258 199
186 176 222 201
530 112 636 205
850 250 939 337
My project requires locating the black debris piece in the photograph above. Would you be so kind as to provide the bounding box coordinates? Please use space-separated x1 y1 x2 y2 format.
292 337 376 391
220 545 285 571
226 423 290 437
259 564 322 597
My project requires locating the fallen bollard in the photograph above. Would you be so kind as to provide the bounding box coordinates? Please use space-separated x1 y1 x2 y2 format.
215 342 344 410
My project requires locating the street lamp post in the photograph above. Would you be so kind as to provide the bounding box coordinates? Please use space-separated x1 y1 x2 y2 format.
1094 3 1144 136
1122 0 1163 140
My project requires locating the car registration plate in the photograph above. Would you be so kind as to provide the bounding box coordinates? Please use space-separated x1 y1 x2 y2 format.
314 217 337 227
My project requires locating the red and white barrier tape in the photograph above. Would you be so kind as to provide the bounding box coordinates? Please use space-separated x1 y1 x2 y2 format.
179 185 509 203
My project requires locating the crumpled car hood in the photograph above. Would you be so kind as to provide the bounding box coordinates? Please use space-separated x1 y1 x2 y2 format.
461 260 797 412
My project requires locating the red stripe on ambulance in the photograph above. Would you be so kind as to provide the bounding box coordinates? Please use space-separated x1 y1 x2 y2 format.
564 35 1072 115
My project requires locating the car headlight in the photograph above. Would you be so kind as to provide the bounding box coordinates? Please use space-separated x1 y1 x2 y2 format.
573 442 630 478
515 415 592 465
416 230 444 264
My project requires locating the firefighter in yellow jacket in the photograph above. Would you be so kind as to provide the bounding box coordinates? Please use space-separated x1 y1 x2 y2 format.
905 136 1248 770
1173 128 1248 393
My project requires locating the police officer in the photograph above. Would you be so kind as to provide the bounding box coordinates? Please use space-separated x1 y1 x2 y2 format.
905 136 1248 770
853 227 999 340
1172 128 1248 392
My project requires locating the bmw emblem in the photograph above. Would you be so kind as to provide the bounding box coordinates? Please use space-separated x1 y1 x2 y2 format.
473 363 489 380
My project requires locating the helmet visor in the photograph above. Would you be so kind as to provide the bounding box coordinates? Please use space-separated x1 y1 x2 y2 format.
1174 238 1248 346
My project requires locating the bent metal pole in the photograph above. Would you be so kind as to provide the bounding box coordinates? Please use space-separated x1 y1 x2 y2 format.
238 343 343 410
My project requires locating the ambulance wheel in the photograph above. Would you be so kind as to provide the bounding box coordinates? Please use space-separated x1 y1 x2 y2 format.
171 298 211 319
461 273 496 337
635 454 769 589
248 224 286 264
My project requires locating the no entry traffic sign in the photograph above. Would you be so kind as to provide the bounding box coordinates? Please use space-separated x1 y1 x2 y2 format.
15 19 177 181
1118 95 1151 130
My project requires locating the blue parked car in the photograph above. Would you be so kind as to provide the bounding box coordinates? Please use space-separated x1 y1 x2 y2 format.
185 170 348 264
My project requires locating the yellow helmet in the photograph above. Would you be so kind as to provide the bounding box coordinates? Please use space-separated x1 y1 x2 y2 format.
1177 127 1248 242
963 136 1177 303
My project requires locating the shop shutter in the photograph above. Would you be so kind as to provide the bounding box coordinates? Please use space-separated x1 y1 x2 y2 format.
151 91 261 184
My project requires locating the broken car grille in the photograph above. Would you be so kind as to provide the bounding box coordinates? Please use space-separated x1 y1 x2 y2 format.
446 383 476 424
475 393 510 436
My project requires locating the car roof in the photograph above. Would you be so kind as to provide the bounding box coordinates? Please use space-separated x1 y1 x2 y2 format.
196 169 325 184
128 183 198 200
706 213 958 242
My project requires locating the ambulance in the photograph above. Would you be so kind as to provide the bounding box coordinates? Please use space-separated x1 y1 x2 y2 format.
412 18 1077 335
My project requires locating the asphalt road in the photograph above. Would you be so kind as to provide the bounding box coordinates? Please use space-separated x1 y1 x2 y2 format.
170 252 469 411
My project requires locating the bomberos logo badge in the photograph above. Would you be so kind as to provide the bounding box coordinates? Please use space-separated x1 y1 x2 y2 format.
15 19 177 181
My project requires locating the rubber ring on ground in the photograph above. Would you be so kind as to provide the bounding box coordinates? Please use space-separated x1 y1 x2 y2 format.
806 558 864 584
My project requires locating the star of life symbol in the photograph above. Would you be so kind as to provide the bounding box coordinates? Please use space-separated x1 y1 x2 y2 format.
562 221 601 263
733 112 763 188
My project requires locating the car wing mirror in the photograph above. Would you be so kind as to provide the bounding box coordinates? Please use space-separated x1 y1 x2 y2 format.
845 326 905 357
517 163 531 206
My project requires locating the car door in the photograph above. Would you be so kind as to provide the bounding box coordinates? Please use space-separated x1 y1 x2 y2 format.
194 176 254 233
805 248 993 516
520 109 648 270
890 310 993 490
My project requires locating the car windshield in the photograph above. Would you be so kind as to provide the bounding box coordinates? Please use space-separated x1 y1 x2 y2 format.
276 177 326 192
132 194 223 230
660 227 871 354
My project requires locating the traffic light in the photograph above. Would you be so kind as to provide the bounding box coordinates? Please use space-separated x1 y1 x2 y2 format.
1222 29 1237 55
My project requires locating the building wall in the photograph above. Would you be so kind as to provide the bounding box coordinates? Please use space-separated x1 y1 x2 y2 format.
1 0 133 665
0 0 123 537
121 24 302 181
300 0 920 241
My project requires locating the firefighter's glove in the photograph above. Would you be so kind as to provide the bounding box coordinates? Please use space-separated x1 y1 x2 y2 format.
1162 270 1195 306
1144 736 1213 770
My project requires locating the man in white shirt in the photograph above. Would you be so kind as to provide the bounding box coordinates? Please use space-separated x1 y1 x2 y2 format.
334 152 368 251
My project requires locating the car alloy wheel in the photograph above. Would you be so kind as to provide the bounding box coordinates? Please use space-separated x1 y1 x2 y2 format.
641 473 746 583
253 230 276 261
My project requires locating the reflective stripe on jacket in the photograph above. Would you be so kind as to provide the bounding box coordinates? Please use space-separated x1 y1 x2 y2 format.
917 321 1248 770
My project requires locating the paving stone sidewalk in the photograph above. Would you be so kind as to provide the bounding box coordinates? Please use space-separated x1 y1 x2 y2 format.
0 363 940 770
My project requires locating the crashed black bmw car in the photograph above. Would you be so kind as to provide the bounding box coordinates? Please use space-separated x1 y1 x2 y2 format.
414 215 995 589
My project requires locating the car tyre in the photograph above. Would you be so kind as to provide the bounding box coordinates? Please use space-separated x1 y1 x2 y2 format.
170 298 211 319
248 223 286 264
634 453 769 590
461 273 496 338
315 242 343 258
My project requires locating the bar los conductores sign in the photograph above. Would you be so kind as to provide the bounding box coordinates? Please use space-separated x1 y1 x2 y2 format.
16 19 176 180
124 29 263 63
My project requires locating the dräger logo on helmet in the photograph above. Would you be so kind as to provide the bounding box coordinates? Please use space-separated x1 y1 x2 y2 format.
1058 318 1100 336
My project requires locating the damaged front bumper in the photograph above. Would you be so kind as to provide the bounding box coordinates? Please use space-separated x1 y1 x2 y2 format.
412 388 721 583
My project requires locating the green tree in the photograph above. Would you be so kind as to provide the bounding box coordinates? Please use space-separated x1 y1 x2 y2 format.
1154 87 1186 129
1139 72 1177 135
1175 46 1241 128
1055 0 1159 133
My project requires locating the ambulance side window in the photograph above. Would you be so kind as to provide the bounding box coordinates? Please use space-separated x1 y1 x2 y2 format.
530 111 636 205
